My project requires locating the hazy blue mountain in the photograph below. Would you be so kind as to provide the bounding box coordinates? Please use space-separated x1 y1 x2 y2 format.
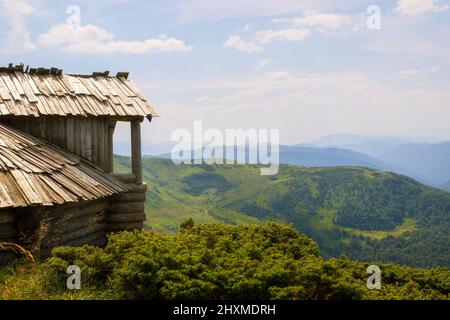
114 141 176 156
308 133 377 146
441 180 450 192
157 144 388 166
279 145 390 168
307 134 410 157
155 144 422 181
306 133 443 157
277 145 424 180
379 141 450 186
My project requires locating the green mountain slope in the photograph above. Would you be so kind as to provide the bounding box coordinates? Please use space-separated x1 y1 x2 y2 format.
114 156 450 268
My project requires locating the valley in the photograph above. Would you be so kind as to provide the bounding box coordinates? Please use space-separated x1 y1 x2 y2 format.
114 156 450 268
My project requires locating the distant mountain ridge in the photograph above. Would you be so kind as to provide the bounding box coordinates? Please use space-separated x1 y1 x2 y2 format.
154 144 424 183
379 141 450 186
306 133 442 157
277 145 420 177
441 180 450 192
139 133 450 190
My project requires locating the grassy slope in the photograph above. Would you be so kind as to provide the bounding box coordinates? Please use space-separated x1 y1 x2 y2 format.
114 156 450 267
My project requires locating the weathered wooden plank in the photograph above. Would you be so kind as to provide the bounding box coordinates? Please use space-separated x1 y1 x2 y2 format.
131 119 142 184
0 223 17 238
66 117 74 153
106 212 146 223
42 76 57 95
108 202 145 213
85 118 93 161
15 71 38 103
10 170 42 205
30 74 50 95
106 222 143 232
111 173 137 184
0 77 12 101
45 222 106 244
0 211 15 224
49 212 105 236
0 103 8 115
90 118 98 165
124 183 147 193
112 192 146 202
107 120 115 172
63 231 106 247
2 74 22 101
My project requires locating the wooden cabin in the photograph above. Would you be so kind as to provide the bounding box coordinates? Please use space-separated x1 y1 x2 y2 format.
0 64 157 260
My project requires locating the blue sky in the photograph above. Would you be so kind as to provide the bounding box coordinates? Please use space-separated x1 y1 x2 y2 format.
1 0 449 144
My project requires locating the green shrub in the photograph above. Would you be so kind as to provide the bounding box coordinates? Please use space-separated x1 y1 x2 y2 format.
28 222 448 300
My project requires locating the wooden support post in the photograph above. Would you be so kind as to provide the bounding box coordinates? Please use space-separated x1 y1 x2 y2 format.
131 119 142 184
108 120 116 173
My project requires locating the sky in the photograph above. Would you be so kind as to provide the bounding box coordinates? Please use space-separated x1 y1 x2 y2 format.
0 0 449 145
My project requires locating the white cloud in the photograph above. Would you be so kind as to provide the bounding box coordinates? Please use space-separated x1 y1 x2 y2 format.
395 0 449 16
196 96 215 104
366 24 450 59
140 70 450 143
397 66 440 77
0 0 36 52
176 0 355 21
272 11 356 34
223 36 262 53
39 24 113 46
224 28 310 53
255 58 271 70
38 23 192 54
256 28 310 44
291 12 351 31
63 38 192 54
243 24 252 31
224 10 351 53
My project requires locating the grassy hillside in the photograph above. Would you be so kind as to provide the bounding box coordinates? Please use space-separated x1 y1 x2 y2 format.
1 223 448 300
114 156 450 268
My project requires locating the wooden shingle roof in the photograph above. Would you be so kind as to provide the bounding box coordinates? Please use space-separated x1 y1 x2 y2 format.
0 123 129 209
0 65 157 120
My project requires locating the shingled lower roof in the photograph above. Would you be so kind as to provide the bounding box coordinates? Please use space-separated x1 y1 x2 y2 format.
0 123 129 209
0 69 157 119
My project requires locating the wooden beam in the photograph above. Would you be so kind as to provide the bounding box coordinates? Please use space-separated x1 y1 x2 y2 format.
110 173 136 184
131 119 142 184
108 120 116 173
103 119 109 172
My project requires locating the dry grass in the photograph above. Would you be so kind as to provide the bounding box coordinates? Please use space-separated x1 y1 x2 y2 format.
0 242 35 264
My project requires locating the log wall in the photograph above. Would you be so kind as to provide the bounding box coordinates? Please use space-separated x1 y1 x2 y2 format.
1 184 146 260
14 200 109 257
0 210 16 242
0 210 18 263
5 116 115 172
107 173 147 233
